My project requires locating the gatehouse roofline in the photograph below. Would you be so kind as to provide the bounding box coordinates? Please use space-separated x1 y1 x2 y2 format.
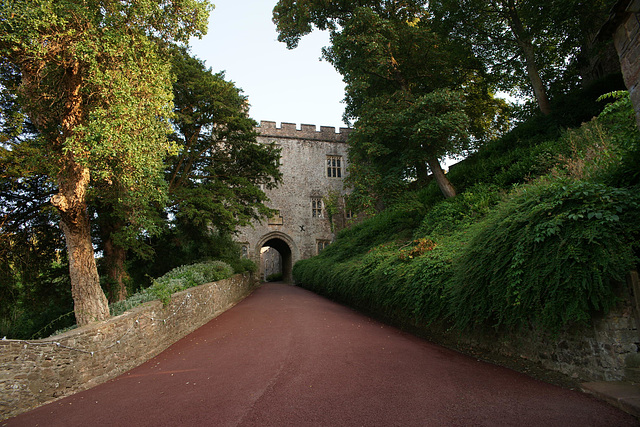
258 120 352 142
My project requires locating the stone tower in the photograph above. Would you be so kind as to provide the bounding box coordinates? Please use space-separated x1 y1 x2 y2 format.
235 121 352 282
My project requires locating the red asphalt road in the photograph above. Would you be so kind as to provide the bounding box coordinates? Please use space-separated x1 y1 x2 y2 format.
4 283 638 426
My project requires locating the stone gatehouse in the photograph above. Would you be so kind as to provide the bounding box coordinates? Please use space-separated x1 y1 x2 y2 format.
235 121 352 282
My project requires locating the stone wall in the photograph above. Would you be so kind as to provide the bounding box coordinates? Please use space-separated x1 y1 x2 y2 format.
410 274 640 383
0 273 258 421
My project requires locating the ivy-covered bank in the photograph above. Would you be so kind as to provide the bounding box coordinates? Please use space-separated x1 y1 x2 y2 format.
293 91 640 382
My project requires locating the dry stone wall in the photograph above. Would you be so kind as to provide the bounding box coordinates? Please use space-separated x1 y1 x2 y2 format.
0 273 257 421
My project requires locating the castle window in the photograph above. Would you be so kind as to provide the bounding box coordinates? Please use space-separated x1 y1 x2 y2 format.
317 240 330 254
240 244 249 259
327 155 342 178
312 198 323 218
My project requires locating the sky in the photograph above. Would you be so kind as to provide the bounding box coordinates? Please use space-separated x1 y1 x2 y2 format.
189 0 348 131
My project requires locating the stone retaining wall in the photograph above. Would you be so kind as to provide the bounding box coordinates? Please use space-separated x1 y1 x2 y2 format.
0 273 258 420
410 274 640 384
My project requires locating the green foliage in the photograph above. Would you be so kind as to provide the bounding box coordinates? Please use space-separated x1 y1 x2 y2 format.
450 180 640 331
294 222 469 325
110 260 234 315
0 0 212 324
235 258 258 274
429 0 614 113
274 0 507 204
323 191 339 232
0 170 75 339
167 48 282 233
0 261 74 339
266 273 284 282
293 88 640 335
596 92 640 186
434 74 627 195
314 207 421 263
128 226 254 289
414 183 503 238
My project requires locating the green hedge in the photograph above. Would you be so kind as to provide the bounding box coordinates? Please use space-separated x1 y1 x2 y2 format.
295 180 640 332
294 92 640 333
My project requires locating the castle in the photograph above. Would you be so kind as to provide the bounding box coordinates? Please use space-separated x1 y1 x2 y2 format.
235 121 352 282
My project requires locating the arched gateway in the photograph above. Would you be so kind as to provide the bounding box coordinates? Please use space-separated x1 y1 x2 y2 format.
255 232 298 283
235 121 352 283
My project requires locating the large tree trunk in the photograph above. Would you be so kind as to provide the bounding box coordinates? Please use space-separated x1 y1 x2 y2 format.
519 41 552 116
52 161 110 326
504 0 552 116
415 161 431 186
48 60 110 326
426 157 456 199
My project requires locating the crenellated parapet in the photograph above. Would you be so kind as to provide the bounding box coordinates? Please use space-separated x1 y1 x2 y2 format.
258 121 352 142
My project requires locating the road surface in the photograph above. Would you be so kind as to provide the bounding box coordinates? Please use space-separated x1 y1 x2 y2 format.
4 283 638 426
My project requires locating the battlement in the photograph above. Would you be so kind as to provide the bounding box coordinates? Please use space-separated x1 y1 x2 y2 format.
257 121 352 142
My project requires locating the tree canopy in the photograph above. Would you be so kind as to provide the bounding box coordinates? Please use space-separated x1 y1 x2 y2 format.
0 0 212 325
429 0 617 115
168 49 282 233
274 1 506 205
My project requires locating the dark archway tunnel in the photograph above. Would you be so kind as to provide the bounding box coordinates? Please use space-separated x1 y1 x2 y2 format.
261 238 293 283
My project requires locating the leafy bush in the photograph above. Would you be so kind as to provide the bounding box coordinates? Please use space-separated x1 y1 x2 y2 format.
316 206 420 264
414 183 503 238
110 260 234 316
553 120 621 182
266 272 283 282
229 257 257 274
449 180 640 331
294 220 472 325
596 92 640 186
128 227 251 289
294 88 640 334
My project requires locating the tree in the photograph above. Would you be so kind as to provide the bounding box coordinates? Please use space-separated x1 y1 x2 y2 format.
274 2 506 203
0 0 211 326
429 0 617 115
0 153 73 338
100 49 283 295
167 49 282 233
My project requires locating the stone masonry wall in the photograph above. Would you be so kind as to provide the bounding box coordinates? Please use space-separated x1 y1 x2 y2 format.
0 273 258 421
235 121 352 278
471 284 639 382
412 274 640 383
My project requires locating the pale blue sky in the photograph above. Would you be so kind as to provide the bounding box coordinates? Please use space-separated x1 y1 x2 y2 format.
189 0 348 130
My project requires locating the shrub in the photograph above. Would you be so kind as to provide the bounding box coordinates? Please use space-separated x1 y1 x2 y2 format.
110 260 234 316
229 257 257 274
448 180 640 331
414 183 503 238
293 87 639 335
266 272 283 282
597 92 640 186
317 206 420 263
